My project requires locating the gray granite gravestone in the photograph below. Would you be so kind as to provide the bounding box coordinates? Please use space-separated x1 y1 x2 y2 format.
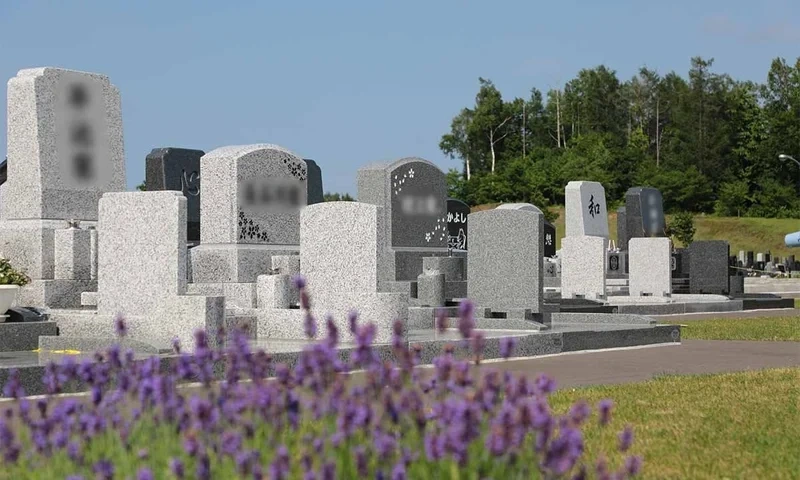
562 182 609 299
467 208 544 317
623 187 666 250
145 148 204 242
564 181 609 238
0 67 126 308
357 157 448 281
190 144 307 283
446 198 469 250
256 202 407 343
688 240 730 295
616 206 627 251
303 159 324 205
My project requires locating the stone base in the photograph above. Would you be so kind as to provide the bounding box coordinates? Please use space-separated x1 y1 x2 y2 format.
49 295 225 352
0 219 97 279
190 244 299 283
38 335 173 355
19 279 96 309
391 248 449 281
257 291 409 343
0 321 58 352
188 282 258 309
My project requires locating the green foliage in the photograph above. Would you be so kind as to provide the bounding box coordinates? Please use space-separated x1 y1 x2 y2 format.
0 257 30 286
440 57 800 217
136 182 146 191
323 192 355 202
665 212 696 246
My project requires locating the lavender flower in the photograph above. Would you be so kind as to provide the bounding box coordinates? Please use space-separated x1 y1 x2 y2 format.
114 314 127 337
435 308 448 333
169 458 185 478
499 336 517 359
598 399 613 426
93 460 114 480
618 425 634 452
625 455 643 476
292 274 306 290
137 467 154 480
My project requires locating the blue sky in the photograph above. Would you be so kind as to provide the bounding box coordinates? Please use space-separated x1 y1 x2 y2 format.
1 0 798 195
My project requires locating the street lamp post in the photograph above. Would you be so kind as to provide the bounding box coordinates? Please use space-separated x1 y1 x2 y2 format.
779 154 800 168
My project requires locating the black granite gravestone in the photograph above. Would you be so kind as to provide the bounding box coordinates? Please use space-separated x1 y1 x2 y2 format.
0 157 6 186
624 187 666 250
543 221 556 258
616 206 627 251
689 241 730 295
446 198 469 250
145 148 204 242
303 159 324 205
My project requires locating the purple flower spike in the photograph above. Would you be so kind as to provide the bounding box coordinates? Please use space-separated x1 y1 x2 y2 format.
624 455 644 476
172 337 181 354
598 399 614 426
347 310 358 333
457 300 476 339
137 467 155 480
435 308 448 333
293 274 306 290
114 313 127 337
93 460 114 480
304 313 317 339
470 330 486 358
169 458 185 479
618 425 634 452
499 336 517 359
535 373 557 395
568 400 591 426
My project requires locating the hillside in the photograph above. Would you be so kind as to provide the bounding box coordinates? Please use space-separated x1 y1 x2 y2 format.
471 204 800 257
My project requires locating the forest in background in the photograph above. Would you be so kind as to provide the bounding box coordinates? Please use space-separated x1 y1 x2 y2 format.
439 57 800 219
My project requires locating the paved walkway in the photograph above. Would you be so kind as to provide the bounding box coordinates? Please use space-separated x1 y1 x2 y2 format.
651 308 800 322
481 340 800 388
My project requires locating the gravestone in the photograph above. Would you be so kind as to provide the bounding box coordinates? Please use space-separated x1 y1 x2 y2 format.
562 181 609 299
52 192 224 351
257 202 407 343
564 181 609 238
446 198 469 250
0 158 6 185
629 238 671 296
0 67 126 307
543 221 556 257
303 159 324 205
3 68 125 221
357 157 448 281
689 241 730 295
746 251 754 268
616 206 627 251
467 208 544 317
145 148 204 242
623 187 666 249
496 203 555 257
190 144 307 283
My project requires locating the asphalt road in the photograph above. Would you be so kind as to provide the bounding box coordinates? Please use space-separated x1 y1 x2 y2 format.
475 340 800 388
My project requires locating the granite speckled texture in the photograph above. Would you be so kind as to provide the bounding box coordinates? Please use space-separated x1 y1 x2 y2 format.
564 181 609 238
422 256 465 282
54 227 92 280
417 271 445 307
629 237 672 296
0 321 58 352
145 148 204 242
190 244 300 283
0 221 56 279
38 335 172 355
17 279 95 309
561 236 608 300
272 255 301 275
296 202 408 343
4 68 126 221
256 274 295 309
689 240 731 295
199 144 307 245
467 209 543 313
357 158 449 280
92 191 224 350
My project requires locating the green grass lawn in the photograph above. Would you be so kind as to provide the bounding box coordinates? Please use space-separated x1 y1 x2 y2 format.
550 367 800 480
658 315 800 342
472 204 800 254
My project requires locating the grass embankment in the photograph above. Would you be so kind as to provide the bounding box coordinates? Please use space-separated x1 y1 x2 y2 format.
659 316 800 342
550 368 800 480
472 204 800 255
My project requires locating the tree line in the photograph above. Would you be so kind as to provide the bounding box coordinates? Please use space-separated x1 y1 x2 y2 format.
440 57 800 218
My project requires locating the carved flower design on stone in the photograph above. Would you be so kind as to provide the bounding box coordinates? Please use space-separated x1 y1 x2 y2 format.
408 168 415 179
